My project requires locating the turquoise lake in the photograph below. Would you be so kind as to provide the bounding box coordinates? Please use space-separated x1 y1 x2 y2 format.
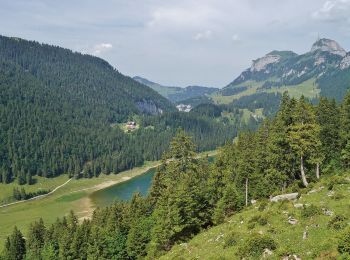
90 156 215 208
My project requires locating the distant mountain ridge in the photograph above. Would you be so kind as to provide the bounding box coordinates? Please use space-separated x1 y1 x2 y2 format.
214 38 350 104
133 76 218 103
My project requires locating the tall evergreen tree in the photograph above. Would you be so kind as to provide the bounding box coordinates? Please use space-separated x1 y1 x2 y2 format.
3 227 26 260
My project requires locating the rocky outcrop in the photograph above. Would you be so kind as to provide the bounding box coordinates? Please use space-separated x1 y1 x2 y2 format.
311 38 346 57
270 192 298 202
135 99 163 115
340 54 350 70
250 54 281 72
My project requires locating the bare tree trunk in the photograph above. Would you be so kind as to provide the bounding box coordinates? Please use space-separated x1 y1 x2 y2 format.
245 177 248 206
300 156 309 187
316 163 320 179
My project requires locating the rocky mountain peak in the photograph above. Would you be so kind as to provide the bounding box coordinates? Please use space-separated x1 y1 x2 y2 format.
250 53 281 72
310 38 346 57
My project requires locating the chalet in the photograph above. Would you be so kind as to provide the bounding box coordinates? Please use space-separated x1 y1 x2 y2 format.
126 121 136 130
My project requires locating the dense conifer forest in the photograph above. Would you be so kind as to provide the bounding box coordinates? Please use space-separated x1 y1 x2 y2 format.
3 92 350 259
0 35 246 185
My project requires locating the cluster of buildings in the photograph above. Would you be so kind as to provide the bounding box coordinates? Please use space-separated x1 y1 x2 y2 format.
176 104 192 112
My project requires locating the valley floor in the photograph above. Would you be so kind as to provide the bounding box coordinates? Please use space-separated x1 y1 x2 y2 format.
0 150 217 249
0 161 160 248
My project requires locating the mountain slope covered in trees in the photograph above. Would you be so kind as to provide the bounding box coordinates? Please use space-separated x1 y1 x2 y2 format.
0 35 243 185
3 92 350 259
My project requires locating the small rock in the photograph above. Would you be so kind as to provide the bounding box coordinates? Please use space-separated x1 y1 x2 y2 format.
322 208 334 216
258 230 263 235
215 234 224 241
270 192 299 202
262 248 273 258
327 191 335 197
251 199 257 205
294 203 304 209
288 216 298 225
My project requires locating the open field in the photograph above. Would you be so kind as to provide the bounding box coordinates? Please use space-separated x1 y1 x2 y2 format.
267 78 320 99
0 150 217 248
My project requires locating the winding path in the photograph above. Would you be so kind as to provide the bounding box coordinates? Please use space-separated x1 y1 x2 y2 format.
0 178 72 209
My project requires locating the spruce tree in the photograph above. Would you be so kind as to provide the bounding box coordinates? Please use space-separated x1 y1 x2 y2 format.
3 226 26 260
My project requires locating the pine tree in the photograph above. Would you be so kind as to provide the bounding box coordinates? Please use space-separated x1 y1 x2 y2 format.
316 97 341 162
288 97 321 187
3 226 26 260
26 219 46 259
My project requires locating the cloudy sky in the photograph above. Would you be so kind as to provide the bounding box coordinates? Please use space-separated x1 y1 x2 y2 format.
1 0 350 87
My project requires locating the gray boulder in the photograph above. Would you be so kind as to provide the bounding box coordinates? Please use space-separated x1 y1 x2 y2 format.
270 193 298 202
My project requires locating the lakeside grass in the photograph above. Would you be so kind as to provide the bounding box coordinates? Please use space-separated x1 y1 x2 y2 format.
0 150 217 248
0 160 160 247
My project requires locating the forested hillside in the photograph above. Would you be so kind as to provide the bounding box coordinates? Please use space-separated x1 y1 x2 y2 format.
0 35 241 185
3 92 350 259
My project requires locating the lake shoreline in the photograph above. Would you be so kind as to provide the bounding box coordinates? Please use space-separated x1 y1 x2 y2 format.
76 150 218 220
76 164 162 221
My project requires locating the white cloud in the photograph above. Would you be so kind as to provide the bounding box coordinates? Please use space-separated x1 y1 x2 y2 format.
231 34 240 42
194 30 212 40
91 43 113 55
312 0 350 22
148 4 218 30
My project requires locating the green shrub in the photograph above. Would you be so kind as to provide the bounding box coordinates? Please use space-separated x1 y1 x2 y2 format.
248 214 268 227
338 253 350 260
333 192 346 201
301 204 321 218
223 231 240 248
327 176 349 190
338 228 350 254
258 201 268 212
287 181 302 193
328 215 348 230
267 227 278 234
247 222 256 230
238 234 277 258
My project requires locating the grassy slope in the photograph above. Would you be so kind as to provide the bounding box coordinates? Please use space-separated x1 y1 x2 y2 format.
0 175 69 204
162 173 350 259
212 79 320 104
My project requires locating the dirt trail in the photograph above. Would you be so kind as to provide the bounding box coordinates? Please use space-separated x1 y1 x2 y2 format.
0 178 72 209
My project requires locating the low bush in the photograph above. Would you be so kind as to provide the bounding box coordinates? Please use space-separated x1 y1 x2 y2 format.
248 214 268 226
338 228 350 255
258 201 268 212
301 204 321 218
327 175 349 190
328 215 348 230
223 231 241 248
238 233 277 258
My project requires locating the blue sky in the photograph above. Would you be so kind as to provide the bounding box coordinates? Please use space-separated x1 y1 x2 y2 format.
1 0 350 87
